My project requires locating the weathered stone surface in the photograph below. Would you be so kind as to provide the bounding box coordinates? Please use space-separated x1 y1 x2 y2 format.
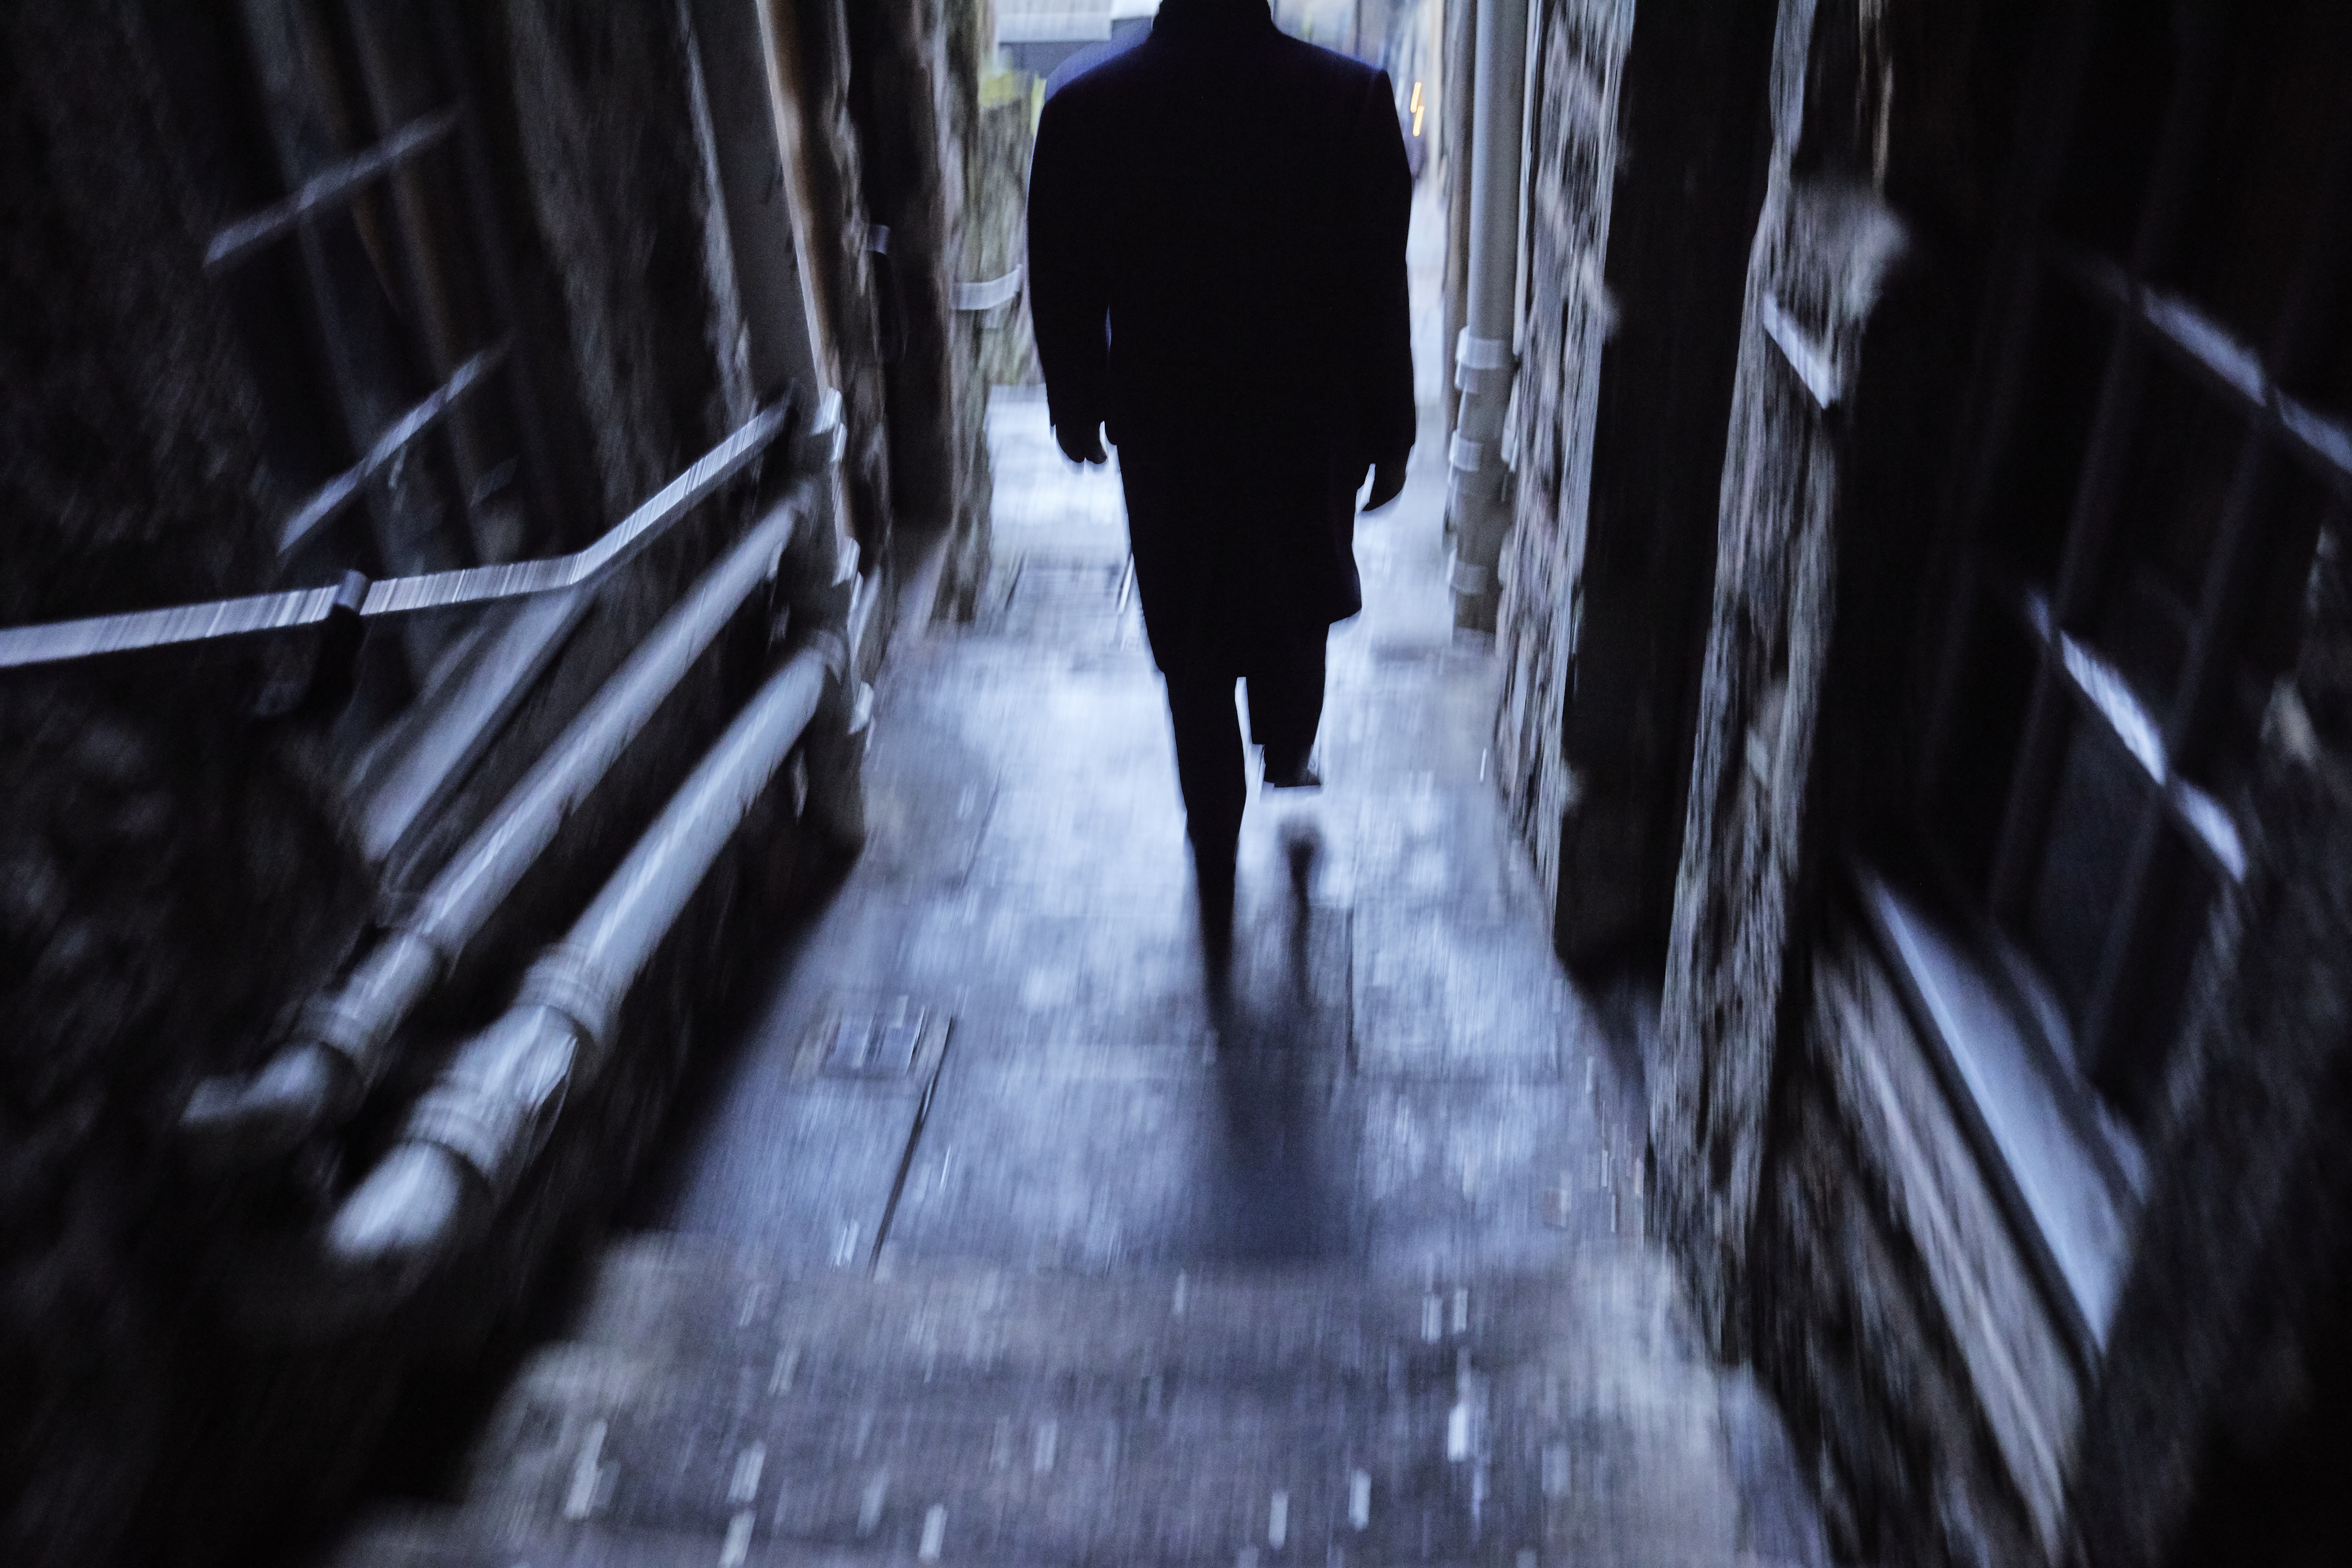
1752 1065 2040 1568
1494 0 1635 920
1438 0 1477 440
1654 0 1909 1349
2070 539 2352 1568
0 3 283 627
0 5 821 1564
1501 0 1776 972
1795 930 2075 1560
492 1 759 537
840 0 996 625
930 0 997 621
781 0 902 570
0 10 377 1562
968 62 1042 389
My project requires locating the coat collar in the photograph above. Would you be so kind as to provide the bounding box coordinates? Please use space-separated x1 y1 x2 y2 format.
1151 0 1277 42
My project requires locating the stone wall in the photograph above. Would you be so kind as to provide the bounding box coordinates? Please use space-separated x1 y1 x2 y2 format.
1493 0 1633 919
1496 1 2352 1563
1491 0 2086 1562
970 61 1043 389
1623 1 2352 1564
930 0 997 620
0 4 827 1563
2069 542 2352 1568
1641 3 2064 1562
784 0 902 581
0 9 379 1561
1753 927 2069 1566
1437 0 1472 437
841 0 995 623
1499 0 1776 973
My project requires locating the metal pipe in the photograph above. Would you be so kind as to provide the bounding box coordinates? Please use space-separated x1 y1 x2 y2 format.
1445 0 1528 632
325 640 840 1283
179 480 812 1164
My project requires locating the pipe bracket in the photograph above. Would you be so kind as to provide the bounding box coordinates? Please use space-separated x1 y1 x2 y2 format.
403 1005 585 1196
1448 556 1495 594
515 944 619 1069
1456 329 1516 370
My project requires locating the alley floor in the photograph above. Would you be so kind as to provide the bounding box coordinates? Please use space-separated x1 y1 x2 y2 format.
323 393 1832 1566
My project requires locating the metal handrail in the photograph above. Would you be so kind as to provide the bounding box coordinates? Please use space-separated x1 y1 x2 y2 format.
0 401 797 672
205 106 462 275
954 263 1025 312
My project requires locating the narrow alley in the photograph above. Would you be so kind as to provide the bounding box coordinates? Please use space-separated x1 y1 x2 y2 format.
322 393 1830 1566
13 6 2352 1568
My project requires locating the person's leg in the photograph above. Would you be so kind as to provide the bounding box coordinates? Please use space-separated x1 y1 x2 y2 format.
1246 627 1328 787
1162 664 1247 862
1162 664 1245 963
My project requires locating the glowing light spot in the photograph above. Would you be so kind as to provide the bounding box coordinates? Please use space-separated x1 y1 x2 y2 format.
1411 81 1425 137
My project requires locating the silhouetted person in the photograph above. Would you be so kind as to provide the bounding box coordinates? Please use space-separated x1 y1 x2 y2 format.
1027 0 1415 948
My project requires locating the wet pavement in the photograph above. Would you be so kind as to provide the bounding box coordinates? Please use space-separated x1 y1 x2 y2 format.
318 389 1833 1566
629 388 1578 1276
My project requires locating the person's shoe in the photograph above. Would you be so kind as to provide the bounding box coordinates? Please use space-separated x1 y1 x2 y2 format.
1261 752 1322 791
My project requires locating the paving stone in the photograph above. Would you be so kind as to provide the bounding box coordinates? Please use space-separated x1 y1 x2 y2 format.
1352 907 1581 1079
326 375 1828 1568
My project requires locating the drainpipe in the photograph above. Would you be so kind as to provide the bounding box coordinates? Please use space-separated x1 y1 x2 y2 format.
1446 0 1529 633
325 635 841 1286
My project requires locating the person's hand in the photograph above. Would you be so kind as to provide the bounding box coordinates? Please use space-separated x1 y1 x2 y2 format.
1362 453 1409 511
1056 423 1108 465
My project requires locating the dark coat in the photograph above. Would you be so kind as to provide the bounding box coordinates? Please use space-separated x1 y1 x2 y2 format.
1027 0 1415 676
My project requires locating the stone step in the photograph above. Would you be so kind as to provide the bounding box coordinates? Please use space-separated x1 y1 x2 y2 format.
320 1503 995 1567
466 1335 1489 1562
445 1241 1765 1566
559 1233 1666 1392
469 1403 1458 1565
318 1506 719 1567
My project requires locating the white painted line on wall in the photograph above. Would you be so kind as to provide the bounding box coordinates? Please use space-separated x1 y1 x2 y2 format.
729 1443 766 1505
719 1510 754 1567
562 1419 607 1522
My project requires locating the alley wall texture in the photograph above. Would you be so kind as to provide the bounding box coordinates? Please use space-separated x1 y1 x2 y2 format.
1504 1 2352 1565
0 4 991 1566
2 8 758 1563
